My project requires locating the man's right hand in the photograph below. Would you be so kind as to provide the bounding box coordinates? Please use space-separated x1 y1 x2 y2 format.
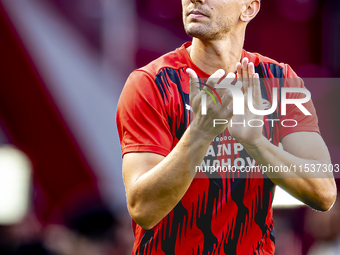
186 68 239 141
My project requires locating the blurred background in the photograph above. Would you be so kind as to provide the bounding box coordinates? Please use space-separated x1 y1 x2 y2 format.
0 0 339 254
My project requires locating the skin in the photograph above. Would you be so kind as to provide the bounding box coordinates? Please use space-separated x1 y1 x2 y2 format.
123 0 337 230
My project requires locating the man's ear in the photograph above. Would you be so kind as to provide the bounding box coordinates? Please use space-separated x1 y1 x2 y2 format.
240 0 260 23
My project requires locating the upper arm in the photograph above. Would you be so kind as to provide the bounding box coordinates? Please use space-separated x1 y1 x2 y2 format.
278 64 320 140
116 70 173 158
281 132 331 164
278 66 327 161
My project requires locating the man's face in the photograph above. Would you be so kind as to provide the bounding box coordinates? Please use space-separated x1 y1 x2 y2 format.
182 0 244 41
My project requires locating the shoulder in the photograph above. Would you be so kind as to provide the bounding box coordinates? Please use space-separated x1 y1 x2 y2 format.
119 44 190 109
135 43 189 80
121 43 190 100
243 50 299 79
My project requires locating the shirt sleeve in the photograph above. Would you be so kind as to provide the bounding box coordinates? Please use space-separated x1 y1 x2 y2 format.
116 70 173 157
279 64 320 140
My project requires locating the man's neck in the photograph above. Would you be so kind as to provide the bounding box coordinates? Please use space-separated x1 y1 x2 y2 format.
187 32 245 75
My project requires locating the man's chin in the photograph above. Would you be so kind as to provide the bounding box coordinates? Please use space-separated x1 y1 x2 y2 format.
185 27 209 40
186 30 215 41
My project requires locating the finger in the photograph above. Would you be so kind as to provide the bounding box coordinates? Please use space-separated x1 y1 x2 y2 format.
248 62 255 89
216 73 236 101
186 68 200 100
205 69 225 88
236 62 242 83
242 57 249 92
221 86 233 107
253 73 262 106
235 80 243 90
203 69 226 105
218 72 236 88
218 72 236 98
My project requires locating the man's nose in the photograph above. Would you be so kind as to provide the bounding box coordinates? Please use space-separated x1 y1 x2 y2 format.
191 0 205 4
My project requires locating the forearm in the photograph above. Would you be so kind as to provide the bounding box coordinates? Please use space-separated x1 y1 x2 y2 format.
244 136 336 211
127 126 212 229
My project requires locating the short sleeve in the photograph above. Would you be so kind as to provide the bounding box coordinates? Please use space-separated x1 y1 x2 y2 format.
116 70 173 157
279 65 320 140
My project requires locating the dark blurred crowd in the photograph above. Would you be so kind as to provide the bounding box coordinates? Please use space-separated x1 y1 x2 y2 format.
0 199 133 255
